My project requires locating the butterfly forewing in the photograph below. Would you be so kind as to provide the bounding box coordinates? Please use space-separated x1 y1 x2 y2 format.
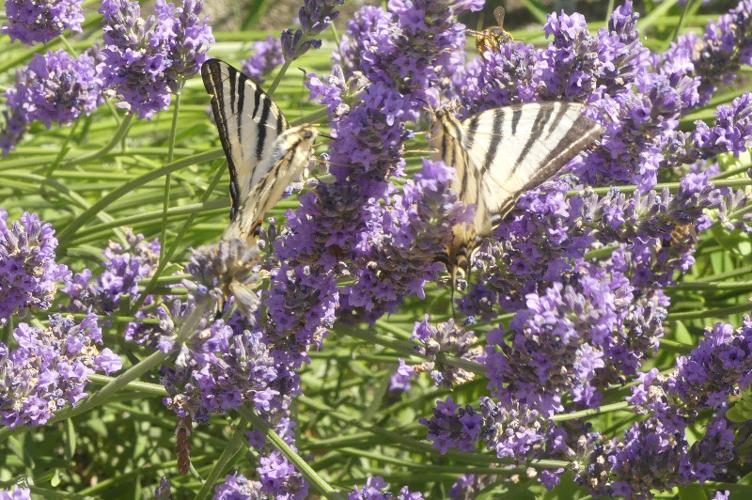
201 58 288 220
433 101 603 286
461 102 602 228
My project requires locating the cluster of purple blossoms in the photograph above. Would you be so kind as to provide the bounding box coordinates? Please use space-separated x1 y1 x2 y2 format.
1 49 102 154
65 230 160 314
0 486 31 500
99 0 213 118
0 210 70 324
0 313 121 428
281 0 344 61
213 473 263 499
3 0 84 44
408 315 482 387
242 36 284 84
349 476 422 500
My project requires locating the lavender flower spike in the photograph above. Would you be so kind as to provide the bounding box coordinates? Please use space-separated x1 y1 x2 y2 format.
100 0 213 118
0 210 70 324
3 0 84 45
243 36 285 83
281 0 344 61
0 313 122 428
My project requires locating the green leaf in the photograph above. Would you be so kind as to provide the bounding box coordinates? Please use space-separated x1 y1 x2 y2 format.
679 484 708 500
50 468 61 488
64 418 77 460
727 387 752 423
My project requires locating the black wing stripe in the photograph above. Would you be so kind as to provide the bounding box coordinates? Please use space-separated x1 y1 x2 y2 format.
236 72 246 138
202 60 241 219
256 97 272 160
512 106 553 173
545 103 569 140
511 108 522 135
464 114 481 151
252 85 262 119
482 109 504 173
528 118 601 190
228 68 237 121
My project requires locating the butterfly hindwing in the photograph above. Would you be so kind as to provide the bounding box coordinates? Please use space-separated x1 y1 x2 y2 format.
201 58 288 220
222 125 319 243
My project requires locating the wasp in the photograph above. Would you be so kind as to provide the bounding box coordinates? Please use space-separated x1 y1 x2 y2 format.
468 6 513 55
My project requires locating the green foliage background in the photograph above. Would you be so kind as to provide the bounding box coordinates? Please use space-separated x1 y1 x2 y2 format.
1 0 752 498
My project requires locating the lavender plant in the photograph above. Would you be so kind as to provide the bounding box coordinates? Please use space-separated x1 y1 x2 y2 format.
1 0 752 498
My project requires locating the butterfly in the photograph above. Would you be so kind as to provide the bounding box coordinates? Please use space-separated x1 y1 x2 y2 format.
201 58 318 243
467 6 513 55
431 102 604 290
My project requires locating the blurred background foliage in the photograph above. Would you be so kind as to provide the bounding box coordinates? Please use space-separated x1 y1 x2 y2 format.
0 0 751 498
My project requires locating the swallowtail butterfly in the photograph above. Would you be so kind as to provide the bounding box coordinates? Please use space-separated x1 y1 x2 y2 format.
201 58 318 243
432 102 604 288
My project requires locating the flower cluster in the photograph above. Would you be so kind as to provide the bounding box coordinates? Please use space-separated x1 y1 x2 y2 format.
214 472 263 499
3 0 84 44
1 49 102 154
65 230 160 314
281 0 344 61
349 476 423 500
410 315 482 387
0 313 121 428
99 0 213 118
0 486 31 500
0 210 70 324
242 36 284 83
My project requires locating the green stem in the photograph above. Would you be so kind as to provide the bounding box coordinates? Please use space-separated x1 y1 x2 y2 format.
56 149 224 252
87 374 167 397
133 162 226 312
195 418 248 500
667 303 752 321
669 281 752 291
669 0 693 45
160 90 182 265
551 401 632 422
574 177 752 197
238 407 341 498
267 60 292 97
59 113 133 168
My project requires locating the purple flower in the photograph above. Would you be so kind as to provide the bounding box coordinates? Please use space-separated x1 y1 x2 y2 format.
410 316 482 387
281 0 344 61
0 313 122 428
389 359 416 392
99 0 213 118
160 314 279 422
2 49 102 153
420 397 481 454
242 36 284 83
349 476 423 500
0 210 70 324
213 473 263 499
3 0 84 44
0 487 31 500
65 230 160 315
256 450 308 499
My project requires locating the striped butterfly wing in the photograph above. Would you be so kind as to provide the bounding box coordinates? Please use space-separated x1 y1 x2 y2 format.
460 102 602 236
433 102 603 285
223 125 319 242
201 58 289 220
